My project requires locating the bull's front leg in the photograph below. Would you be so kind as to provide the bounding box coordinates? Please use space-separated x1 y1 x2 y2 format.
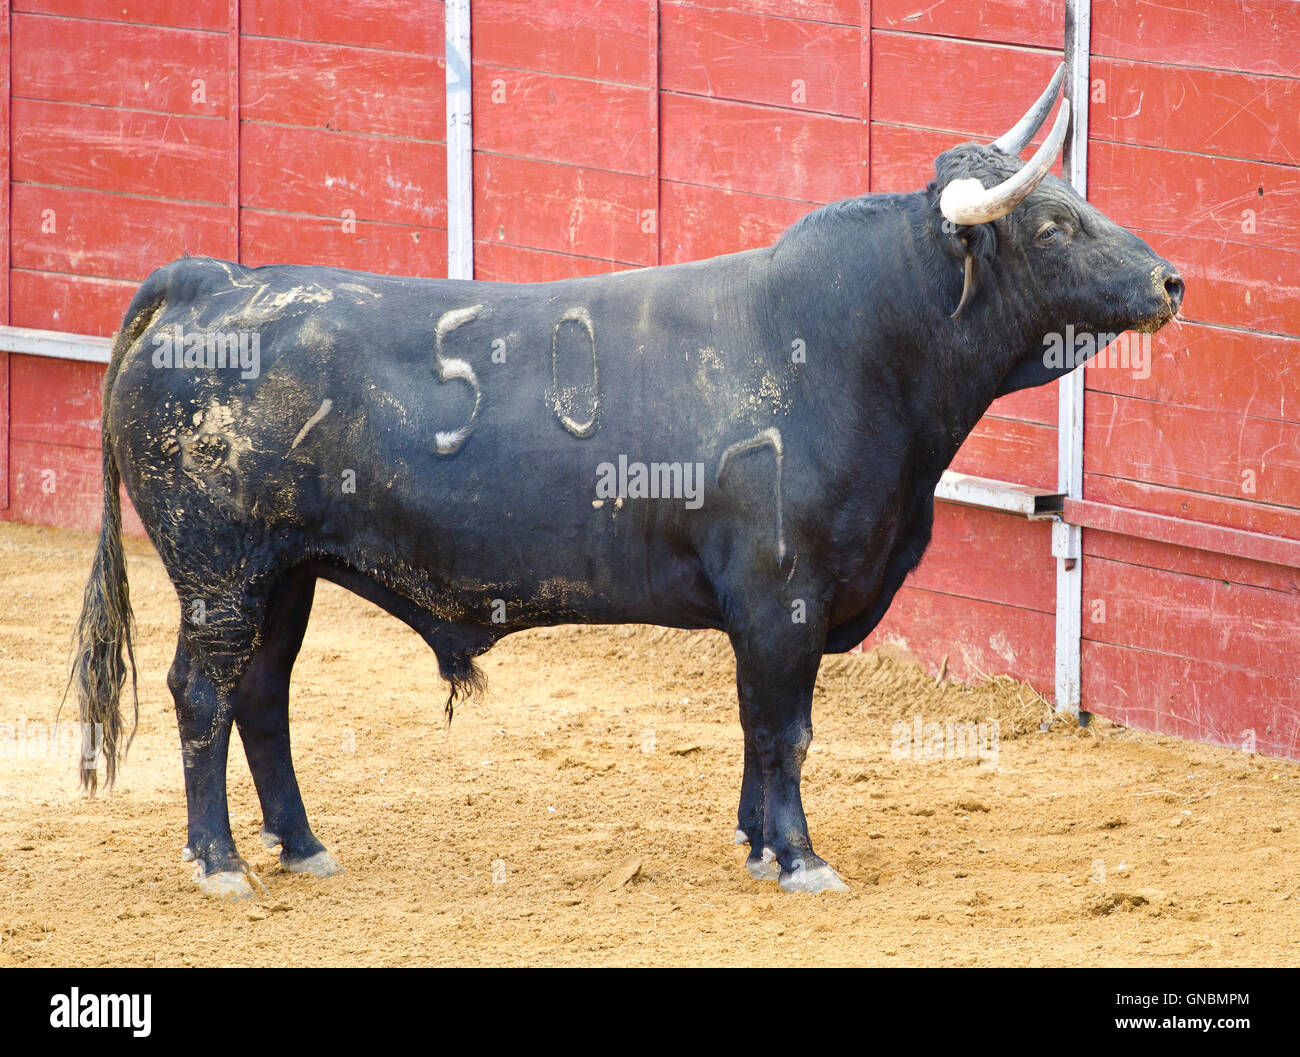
726 595 848 894
733 730 765 855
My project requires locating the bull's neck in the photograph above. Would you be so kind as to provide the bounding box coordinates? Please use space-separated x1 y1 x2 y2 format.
761 194 1032 475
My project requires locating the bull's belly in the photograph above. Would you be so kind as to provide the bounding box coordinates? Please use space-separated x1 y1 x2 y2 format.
328 484 726 631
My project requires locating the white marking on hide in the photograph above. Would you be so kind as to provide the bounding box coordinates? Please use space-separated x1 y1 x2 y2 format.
549 307 599 437
291 398 334 448
267 285 334 310
437 304 483 336
433 305 485 454
339 282 382 300
717 426 786 563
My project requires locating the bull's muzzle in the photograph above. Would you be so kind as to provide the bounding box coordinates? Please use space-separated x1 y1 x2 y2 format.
1136 262 1184 333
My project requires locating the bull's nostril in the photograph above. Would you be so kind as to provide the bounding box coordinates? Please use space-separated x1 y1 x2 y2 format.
1163 274 1184 306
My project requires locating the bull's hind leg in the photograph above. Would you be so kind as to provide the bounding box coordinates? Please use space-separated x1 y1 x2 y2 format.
168 635 256 900
233 569 341 879
169 569 334 899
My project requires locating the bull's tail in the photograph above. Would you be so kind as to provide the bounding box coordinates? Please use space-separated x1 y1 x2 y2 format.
66 287 165 792
69 429 139 792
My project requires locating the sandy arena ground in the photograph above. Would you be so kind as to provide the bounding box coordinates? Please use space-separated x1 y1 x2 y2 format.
0 521 1296 966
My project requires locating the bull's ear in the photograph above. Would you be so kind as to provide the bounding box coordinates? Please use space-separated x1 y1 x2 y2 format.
964 221 997 262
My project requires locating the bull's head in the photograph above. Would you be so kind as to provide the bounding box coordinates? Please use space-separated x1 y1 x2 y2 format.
930 66 1183 394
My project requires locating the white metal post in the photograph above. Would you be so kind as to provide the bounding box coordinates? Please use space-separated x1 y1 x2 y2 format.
445 0 474 280
1054 0 1090 717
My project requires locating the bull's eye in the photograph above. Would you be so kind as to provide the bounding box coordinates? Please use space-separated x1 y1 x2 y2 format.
1035 223 1064 246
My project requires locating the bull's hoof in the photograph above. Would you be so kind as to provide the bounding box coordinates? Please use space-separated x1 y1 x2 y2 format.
778 859 849 894
282 849 343 878
745 846 781 882
197 869 256 901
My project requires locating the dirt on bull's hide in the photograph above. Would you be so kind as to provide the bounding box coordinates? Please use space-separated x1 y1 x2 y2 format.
0 522 1296 966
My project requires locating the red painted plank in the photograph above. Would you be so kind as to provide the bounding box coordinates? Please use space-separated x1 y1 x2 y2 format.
1089 139 1300 253
1084 321 1300 426
241 0 442 55
1133 227 1300 339
871 0 1062 49
1083 639 1300 762
473 0 652 85
659 180 813 263
910 503 1055 613
7 438 145 537
865 583 1055 692
858 0 871 194
1084 524 1300 596
661 93 859 204
9 269 136 335
950 415 1056 489
474 153 654 266
241 36 444 140
1068 497 1300 572
988 384 1056 427
12 13 227 114
240 209 447 277
1091 57 1299 168
646 1 661 264
240 123 446 228
11 185 229 281
1092 0 1300 79
12 98 228 204
13 0 225 32
1083 555 1300 682
473 66 653 175
871 33 1063 138
10 354 105 448
1085 391 1300 511
677 0 859 26
660 4 861 117
1084 473 1300 544
473 241 629 284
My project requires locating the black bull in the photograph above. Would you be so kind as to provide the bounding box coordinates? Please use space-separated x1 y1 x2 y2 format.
71 75 1182 897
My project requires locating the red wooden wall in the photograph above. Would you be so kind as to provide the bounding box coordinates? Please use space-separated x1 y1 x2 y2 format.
2 0 1297 758
1080 1 1300 757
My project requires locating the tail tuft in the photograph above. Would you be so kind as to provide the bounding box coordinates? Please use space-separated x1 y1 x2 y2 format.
441 653 487 725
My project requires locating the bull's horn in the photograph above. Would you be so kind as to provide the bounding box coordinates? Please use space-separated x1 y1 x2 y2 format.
939 98 1070 226
991 64 1065 156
